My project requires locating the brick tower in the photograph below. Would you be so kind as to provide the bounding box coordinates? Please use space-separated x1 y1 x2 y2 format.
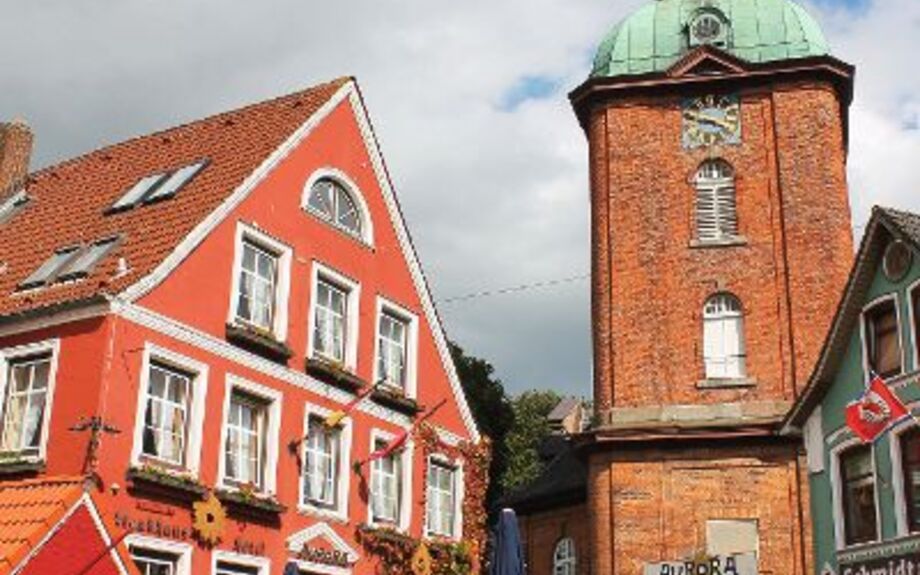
570 1 855 573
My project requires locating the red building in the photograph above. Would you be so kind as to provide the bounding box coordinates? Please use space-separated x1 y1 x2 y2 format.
0 77 482 574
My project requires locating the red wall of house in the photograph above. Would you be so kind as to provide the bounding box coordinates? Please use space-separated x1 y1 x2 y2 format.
137 98 470 438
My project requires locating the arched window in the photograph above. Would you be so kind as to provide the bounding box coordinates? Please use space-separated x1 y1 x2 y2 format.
695 160 737 242
553 538 576 575
307 178 363 238
703 293 746 380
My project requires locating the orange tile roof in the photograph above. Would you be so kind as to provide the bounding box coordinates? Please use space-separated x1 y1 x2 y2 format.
0 476 84 573
0 78 349 319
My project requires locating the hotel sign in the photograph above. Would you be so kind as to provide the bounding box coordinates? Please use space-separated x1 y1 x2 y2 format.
643 553 757 575
840 552 920 575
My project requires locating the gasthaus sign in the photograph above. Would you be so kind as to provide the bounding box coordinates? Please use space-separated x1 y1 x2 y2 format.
643 553 757 575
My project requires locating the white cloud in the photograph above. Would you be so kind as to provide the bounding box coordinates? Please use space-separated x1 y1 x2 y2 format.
0 0 915 397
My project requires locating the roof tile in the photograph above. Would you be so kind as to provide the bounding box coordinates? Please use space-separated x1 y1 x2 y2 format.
0 78 349 319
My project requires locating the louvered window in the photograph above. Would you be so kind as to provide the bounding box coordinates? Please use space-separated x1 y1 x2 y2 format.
695 160 737 241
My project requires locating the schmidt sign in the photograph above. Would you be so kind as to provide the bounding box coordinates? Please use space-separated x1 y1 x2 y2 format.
643 553 757 575
840 555 920 575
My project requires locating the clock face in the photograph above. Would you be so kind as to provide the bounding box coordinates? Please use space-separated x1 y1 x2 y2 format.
682 94 741 149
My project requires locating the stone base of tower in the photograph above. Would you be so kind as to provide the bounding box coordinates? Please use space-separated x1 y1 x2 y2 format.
586 436 812 575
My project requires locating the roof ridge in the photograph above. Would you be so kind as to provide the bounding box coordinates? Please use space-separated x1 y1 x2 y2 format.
28 76 352 182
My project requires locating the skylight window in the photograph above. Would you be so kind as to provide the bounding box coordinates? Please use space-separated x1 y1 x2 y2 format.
18 237 120 290
57 237 119 282
0 190 28 225
109 160 208 213
19 246 81 290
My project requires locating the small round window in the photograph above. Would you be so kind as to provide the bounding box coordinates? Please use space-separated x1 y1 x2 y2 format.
307 178 362 238
689 11 728 47
883 240 913 282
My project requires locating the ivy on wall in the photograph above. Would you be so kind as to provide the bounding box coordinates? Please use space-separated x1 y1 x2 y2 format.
356 423 492 574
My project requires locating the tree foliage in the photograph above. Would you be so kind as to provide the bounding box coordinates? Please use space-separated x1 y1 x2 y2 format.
449 342 514 513
502 390 561 491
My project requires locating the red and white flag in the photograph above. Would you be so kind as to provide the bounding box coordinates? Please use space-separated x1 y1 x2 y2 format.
845 375 909 443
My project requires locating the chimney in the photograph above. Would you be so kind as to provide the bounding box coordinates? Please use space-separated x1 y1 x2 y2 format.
0 121 33 195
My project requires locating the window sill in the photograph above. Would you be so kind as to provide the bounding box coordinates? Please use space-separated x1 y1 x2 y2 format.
689 235 748 249
371 387 421 416
357 523 414 545
297 503 349 524
0 457 44 477
225 323 292 364
216 488 286 522
126 466 208 502
305 357 366 393
696 378 757 390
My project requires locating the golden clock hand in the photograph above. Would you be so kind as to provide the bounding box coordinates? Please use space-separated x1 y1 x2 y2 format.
686 110 734 131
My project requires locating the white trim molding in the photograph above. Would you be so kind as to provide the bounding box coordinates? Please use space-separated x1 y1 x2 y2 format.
303 167 375 247
307 261 361 372
366 428 414 532
120 81 354 303
829 438 881 551
112 79 478 442
372 296 419 400
129 342 209 477
889 408 920 537
298 402 353 522
227 221 293 343
424 453 464 541
803 406 825 474
907 277 920 372
212 549 271 575
216 374 283 496
860 292 907 382
112 300 412 429
0 338 61 463
286 522 358 575
124 534 193 575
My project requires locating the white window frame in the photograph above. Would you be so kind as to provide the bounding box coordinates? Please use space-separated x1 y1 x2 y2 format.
0 338 60 462
307 262 361 371
130 343 209 477
302 168 375 246
216 374 283 496
424 454 464 541
227 222 293 342
860 293 906 382
367 428 413 532
372 297 419 399
830 438 881 550
126 534 192 575
212 549 270 575
552 537 577 575
299 403 352 522
907 278 920 372
889 412 920 537
702 293 747 380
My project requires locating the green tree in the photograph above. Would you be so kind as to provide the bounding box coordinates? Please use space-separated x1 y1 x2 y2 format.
502 389 561 491
449 342 515 513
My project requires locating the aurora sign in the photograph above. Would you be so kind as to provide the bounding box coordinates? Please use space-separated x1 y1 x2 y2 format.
643 553 758 575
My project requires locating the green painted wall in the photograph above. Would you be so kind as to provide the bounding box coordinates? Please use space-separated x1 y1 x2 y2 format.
808 240 920 572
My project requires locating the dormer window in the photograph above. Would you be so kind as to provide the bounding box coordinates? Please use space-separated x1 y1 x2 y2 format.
689 9 730 48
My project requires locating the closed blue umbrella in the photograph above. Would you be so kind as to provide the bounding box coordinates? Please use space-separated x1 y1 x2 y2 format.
490 508 525 575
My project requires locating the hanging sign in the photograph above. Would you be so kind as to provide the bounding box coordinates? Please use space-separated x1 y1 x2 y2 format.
642 553 757 575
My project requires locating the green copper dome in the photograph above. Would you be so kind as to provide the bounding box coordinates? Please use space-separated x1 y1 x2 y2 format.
592 0 830 78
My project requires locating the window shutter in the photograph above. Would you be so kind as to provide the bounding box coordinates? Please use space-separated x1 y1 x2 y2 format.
723 315 745 378
715 184 738 236
697 185 718 240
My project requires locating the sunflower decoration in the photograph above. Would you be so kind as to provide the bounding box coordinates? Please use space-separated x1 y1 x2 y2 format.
410 541 432 575
192 493 227 546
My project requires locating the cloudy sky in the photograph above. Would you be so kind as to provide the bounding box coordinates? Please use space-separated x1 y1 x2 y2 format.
0 0 916 397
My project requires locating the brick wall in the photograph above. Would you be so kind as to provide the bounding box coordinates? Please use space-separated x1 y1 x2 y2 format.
589 81 853 411
518 504 592 575
587 444 811 575
0 122 32 194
